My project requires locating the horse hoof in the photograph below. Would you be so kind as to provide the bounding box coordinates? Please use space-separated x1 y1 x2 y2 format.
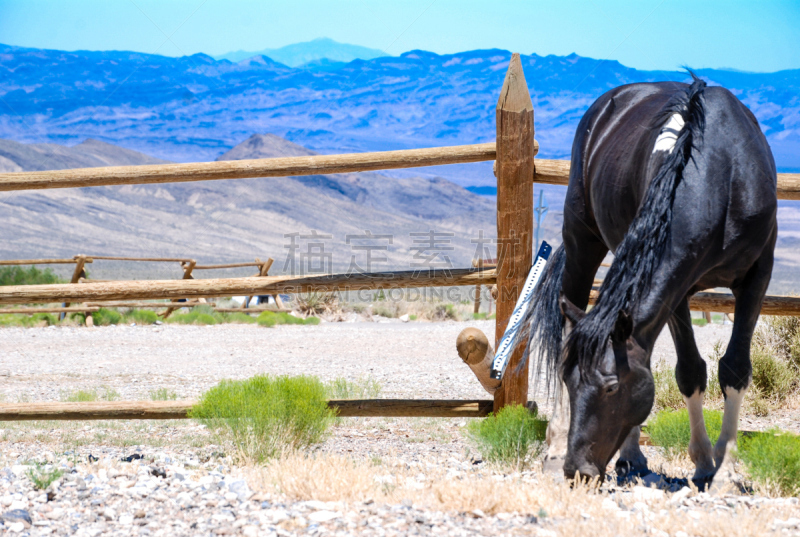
615 459 650 484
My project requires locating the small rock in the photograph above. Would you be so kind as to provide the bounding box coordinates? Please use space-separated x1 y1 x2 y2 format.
775 518 800 528
669 486 692 504
632 486 665 501
242 525 259 537
399 314 410 322
224 492 239 502
46 508 65 520
134 509 146 519
102 507 116 520
226 479 251 500
2 509 31 526
150 467 166 479
308 510 341 523
7 522 24 533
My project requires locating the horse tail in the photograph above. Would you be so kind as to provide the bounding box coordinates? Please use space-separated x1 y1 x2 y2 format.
568 73 707 373
517 243 566 395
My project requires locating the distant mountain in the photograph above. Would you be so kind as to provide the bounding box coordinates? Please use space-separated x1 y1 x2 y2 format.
215 38 387 67
1 43 798 187
0 138 170 172
0 135 518 280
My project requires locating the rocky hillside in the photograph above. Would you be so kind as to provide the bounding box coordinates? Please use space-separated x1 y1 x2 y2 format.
0 135 530 280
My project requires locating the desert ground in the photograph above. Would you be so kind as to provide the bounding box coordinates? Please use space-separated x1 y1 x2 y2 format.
1 319 799 536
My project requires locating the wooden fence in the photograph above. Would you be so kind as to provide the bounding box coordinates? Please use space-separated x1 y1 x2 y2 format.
0 53 799 420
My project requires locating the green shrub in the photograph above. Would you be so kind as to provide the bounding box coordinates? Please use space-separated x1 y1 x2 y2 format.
0 266 64 286
646 408 723 459
256 311 318 327
60 387 119 402
692 317 708 327
222 312 257 324
652 368 684 411
190 375 335 463
92 308 122 326
123 309 159 325
465 404 547 470
325 375 382 399
150 388 178 401
26 463 64 490
434 304 459 321
32 312 58 326
473 312 488 320
409 314 418 321
750 344 795 403
372 303 398 318
166 305 218 325
61 389 97 402
739 429 800 496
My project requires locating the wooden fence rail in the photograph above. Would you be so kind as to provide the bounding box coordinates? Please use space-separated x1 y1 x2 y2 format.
0 399 496 421
0 144 797 199
0 268 497 305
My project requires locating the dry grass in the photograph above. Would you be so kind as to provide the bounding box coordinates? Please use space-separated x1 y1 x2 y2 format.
246 452 800 535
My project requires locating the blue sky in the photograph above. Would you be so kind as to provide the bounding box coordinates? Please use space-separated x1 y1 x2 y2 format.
0 0 798 72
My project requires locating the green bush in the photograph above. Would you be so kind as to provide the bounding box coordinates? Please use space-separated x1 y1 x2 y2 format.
646 408 723 459
473 312 488 320
692 317 708 327
372 303 398 318
123 309 159 325
222 312 257 324
150 388 178 401
92 308 122 326
325 375 382 399
0 266 64 286
739 429 800 496
189 375 335 463
465 404 547 470
434 304 460 321
256 311 318 327
166 305 218 325
26 463 64 490
750 344 796 403
652 368 684 411
60 387 120 402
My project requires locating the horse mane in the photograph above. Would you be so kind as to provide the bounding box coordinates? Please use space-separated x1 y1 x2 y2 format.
564 73 707 375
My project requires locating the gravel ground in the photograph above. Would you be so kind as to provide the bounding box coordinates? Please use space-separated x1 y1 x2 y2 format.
1 320 799 536
0 318 734 403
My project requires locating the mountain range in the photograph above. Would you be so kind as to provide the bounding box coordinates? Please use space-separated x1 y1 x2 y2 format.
1 42 797 193
214 38 387 67
0 135 523 281
0 42 797 290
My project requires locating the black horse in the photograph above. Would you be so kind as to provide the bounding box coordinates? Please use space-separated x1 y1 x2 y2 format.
525 74 777 484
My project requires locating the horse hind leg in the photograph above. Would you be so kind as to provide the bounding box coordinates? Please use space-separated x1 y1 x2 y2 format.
669 299 715 481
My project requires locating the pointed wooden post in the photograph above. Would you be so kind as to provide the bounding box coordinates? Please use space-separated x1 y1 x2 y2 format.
494 53 534 412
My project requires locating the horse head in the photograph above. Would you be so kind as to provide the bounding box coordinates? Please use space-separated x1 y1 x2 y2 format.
558 295 654 481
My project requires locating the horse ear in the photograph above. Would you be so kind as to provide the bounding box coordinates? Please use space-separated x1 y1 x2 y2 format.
613 309 633 342
559 294 585 329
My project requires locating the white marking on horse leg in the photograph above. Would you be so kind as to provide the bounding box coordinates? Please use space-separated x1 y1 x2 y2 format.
714 387 746 467
684 390 714 478
653 113 685 154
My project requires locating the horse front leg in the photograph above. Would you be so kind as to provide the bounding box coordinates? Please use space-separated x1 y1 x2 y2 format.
712 246 774 490
668 299 715 481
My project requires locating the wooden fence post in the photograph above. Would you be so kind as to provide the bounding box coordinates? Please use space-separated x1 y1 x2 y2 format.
62 255 88 321
472 258 483 314
493 53 534 412
161 260 196 319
